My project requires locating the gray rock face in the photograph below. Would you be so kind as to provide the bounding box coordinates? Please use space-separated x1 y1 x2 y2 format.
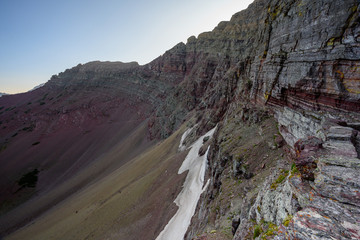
327 126 357 141
324 126 359 158
267 122 360 239
275 107 326 147
314 157 360 207
249 173 296 225
221 102 360 239
237 137 360 239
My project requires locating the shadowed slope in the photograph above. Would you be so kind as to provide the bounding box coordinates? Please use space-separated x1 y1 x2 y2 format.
0 61 169 235
5 125 188 240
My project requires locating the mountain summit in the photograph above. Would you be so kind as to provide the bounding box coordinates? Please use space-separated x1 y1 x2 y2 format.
1 0 359 239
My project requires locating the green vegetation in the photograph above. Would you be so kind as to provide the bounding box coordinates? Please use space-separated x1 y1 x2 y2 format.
276 174 286 183
246 79 253 90
268 5 282 21
271 169 289 190
253 225 262 239
283 215 293 227
257 206 261 213
326 37 338 46
262 222 279 239
291 163 299 175
18 169 39 188
252 220 279 239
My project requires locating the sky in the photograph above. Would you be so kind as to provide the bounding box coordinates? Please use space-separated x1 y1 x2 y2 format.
0 0 253 94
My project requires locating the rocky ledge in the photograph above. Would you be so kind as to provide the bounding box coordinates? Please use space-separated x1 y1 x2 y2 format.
232 109 360 240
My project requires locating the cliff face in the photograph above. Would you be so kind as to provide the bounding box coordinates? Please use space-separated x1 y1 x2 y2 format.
144 0 360 239
166 0 360 239
1 0 359 239
147 0 360 139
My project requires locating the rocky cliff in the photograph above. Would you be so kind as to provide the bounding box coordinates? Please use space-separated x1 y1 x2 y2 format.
0 0 359 239
165 0 360 239
142 0 360 239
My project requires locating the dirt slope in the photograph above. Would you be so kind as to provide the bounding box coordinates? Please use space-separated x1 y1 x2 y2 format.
5 125 189 240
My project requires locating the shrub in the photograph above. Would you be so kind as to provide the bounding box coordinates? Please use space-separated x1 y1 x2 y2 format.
18 169 39 188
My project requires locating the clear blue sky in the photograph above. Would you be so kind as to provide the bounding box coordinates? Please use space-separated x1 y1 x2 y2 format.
0 0 253 94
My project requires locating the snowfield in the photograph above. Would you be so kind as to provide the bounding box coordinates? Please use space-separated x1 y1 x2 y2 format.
156 127 216 240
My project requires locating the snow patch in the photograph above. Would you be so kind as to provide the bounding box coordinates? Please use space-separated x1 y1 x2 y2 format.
156 127 216 240
178 127 194 151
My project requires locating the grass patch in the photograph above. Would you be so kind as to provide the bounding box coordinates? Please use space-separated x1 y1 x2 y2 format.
291 163 299 175
253 225 262 239
283 215 293 227
262 222 278 239
271 170 289 190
